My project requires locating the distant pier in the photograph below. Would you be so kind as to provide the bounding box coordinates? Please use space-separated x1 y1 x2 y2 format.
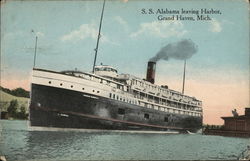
203 107 250 138
203 128 250 137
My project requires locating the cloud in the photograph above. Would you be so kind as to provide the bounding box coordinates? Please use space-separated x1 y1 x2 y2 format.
114 16 127 26
130 20 187 38
4 31 23 38
36 32 45 37
61 23 98 42
209 19 222 33
114 16 129 32
60 23 120 46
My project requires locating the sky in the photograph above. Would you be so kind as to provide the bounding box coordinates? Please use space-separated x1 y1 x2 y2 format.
1 0 249 125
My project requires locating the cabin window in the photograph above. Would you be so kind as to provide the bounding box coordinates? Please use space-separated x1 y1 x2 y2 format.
164 117 169 122
109 93 112 98
144 113 149 119
118 108 125 115
113 94 115 99
117 95 119 100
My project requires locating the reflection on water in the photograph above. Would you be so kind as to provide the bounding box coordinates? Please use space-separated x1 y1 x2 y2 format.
0 120 249 160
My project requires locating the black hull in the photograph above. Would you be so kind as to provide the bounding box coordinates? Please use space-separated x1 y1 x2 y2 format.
29 84 202 132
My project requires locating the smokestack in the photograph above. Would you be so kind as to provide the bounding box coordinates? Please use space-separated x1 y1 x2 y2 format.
146 61 156 84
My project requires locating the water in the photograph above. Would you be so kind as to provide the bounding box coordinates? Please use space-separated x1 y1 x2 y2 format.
0 120 249 160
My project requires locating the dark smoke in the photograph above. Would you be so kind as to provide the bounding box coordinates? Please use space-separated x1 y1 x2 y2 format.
150 39 198 62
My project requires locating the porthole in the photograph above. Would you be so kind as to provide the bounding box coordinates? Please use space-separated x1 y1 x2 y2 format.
97 91 100 93
144 113 149 119
49 81 51 84
82 88 85 90
71 85 73 88
60 83 63 86
118 108 125 115
93 90 95 92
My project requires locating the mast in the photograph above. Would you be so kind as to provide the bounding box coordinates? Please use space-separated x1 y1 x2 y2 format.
92 0 106 73
33 36 38 68
182 60 186 94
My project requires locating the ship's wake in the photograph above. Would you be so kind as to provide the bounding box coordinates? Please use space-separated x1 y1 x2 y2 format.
28 125 179 134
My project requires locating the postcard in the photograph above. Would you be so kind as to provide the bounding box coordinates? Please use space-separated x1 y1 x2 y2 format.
0 0 249 160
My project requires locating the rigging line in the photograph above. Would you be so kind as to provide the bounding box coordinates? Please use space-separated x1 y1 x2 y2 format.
182 60 186 94
33 36 38 68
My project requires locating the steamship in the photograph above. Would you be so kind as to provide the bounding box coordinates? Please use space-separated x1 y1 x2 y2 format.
29 0 203 132
29 61 202 132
